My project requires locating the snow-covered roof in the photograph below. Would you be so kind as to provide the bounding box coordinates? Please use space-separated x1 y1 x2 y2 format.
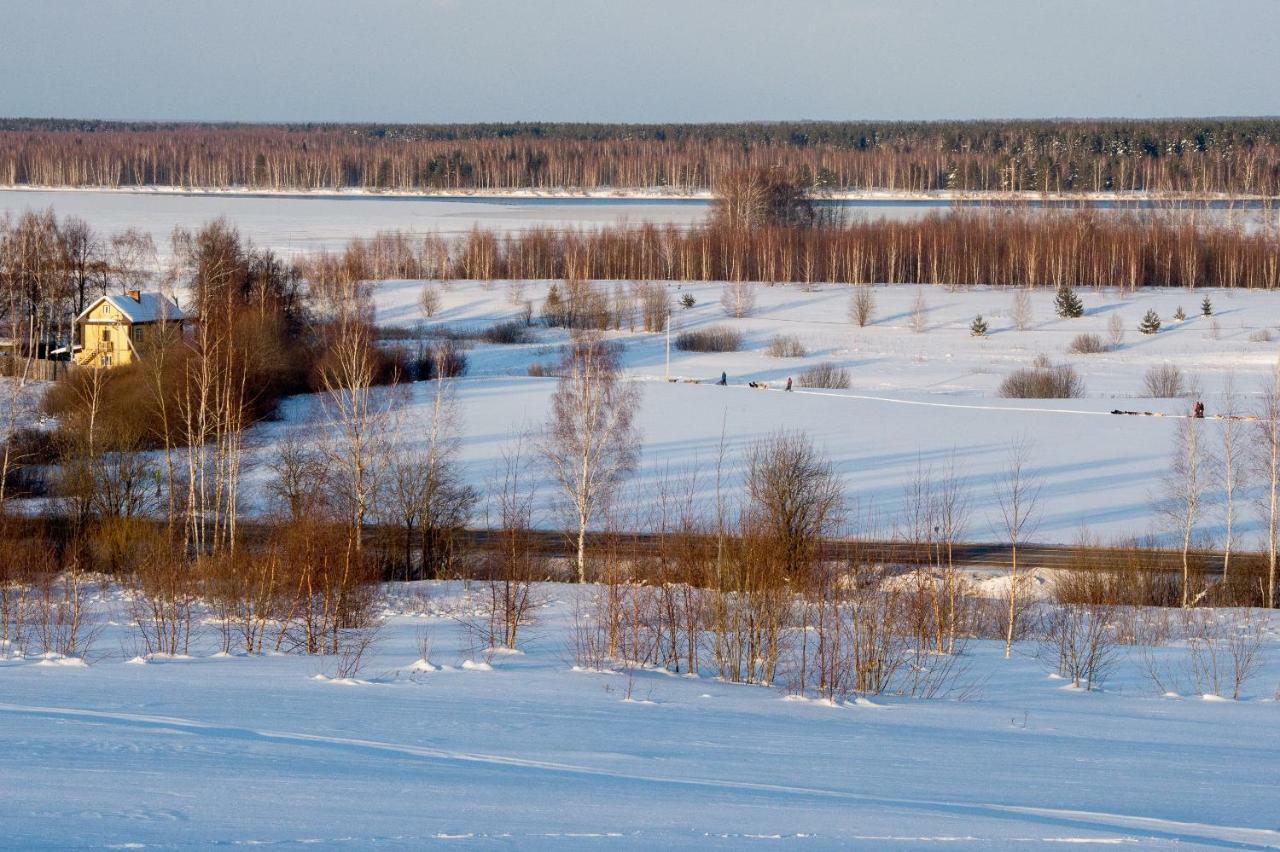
78 292 186 324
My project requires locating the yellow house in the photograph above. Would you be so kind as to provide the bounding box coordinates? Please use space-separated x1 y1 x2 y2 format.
73 290 186 368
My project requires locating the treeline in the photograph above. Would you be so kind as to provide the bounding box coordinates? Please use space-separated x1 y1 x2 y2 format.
316 209 1280 290
4 118 1280 195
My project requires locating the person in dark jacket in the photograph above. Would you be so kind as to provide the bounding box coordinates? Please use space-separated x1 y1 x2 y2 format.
719 371 727 386
1193 400 1205 418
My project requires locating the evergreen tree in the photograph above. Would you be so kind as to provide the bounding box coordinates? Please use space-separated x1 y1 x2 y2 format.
970 315 988 337
1054 285 1084 319
542 282 566 327
1139 309 1162 335
1201 296 1213 317
680 293 696 309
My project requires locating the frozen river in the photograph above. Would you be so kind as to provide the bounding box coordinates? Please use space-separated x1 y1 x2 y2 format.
1 188 1273 259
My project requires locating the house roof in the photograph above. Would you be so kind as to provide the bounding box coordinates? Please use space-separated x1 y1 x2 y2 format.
77 292 186 324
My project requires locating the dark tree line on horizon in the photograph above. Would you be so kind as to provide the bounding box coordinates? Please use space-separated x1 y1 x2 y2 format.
3 118 1280 195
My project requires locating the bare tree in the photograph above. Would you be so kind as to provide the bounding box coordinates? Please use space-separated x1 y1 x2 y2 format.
720 280 756 319
1216 378 1245 586
993 436 1043 658
541 334 641 582
1106 312 1125 349
848 285 876 327
1011 288 1033 331
744 430 844 578
909 289 929 333
1256 361 1280 609
318 317 394 557
1161 417 1206 607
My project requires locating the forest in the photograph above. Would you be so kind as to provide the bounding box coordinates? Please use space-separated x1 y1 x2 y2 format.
3 118 1280 195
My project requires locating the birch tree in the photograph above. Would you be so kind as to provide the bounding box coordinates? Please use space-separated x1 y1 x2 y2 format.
542 333 640 583
993 436 1042 658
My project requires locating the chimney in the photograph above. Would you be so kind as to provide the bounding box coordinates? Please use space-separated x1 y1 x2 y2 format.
127 290 141 302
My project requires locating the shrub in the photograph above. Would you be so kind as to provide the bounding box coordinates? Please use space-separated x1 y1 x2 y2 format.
970 315 988 337
1138 309 1161 335
527 362 555 378
849 285 876 327
766 334 807 357
1173 305 1187 321
1249 328 1273 343
420 285 441 318
796 362 850 389
1200 296 1212 317
998 359 1084 398
479 320 534 345
1054 285 1084 319
1142 363 1187 398
679 293 696 310
674 325 743 352
421 339 468 380
1068 332 1108 354
634 281 670 332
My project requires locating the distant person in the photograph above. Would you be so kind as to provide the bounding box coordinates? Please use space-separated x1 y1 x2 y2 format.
785 377 793 392
719 371 727 386
1194 400 1205 419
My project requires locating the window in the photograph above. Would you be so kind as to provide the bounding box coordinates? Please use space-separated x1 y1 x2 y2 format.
102 328 111 343
131 325 142 342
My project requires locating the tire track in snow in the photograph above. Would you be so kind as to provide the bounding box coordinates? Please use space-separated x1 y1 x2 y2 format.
1 702 1276 850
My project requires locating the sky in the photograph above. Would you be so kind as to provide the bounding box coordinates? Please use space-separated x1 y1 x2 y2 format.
1 0 1278 124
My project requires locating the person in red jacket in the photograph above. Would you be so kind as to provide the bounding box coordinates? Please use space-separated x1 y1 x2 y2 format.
785 377 793 392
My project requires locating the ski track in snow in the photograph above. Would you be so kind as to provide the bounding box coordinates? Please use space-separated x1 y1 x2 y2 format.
1 701 1276 850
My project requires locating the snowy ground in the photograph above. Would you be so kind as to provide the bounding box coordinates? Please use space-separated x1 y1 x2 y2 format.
1 581 1278 850
246 281 1280 545
4 189 1274 260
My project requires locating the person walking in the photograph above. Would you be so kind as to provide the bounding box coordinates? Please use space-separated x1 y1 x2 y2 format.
719 371 727 386
785 377 793 392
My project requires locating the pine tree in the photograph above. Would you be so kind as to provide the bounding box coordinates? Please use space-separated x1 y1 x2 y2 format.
1201 296 1213 317
1173 305 1186 321
1054 285 1084 319
542 282 565 326
680 293 696 309
970 315 988 337
1139 309 1162 335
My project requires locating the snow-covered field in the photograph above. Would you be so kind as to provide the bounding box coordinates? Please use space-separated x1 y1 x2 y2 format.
2 581 1278 849
249 281 1280 545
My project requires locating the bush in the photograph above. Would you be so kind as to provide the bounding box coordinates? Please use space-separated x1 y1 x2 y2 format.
766 334 807 357
679 293 696 310
1249 328 1273 343
796 362 850 389
420 285 441 317
1068 332 1108 354
479 320 534 345
675 325 743 352
1142 363 1187 398
1173 305 1187 321
849 285 876 327
970 315 988 337
526 362 555 378
413 339 467 380
998 358 1084 398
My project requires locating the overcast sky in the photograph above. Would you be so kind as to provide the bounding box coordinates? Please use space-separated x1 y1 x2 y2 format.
2 0 1278 123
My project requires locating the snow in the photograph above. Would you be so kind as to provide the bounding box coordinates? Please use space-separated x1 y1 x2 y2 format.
241 280 1280 546
4 188 1273 261
1 581 1277 849
0 189 707 258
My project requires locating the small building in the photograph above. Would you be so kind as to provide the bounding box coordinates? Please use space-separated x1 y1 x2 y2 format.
73 291 186 368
